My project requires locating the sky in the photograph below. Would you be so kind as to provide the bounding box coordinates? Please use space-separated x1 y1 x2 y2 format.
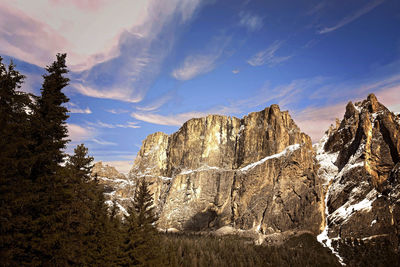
1 0 400 173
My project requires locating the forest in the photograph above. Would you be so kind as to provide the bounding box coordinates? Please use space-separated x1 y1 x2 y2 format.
1 54 395 266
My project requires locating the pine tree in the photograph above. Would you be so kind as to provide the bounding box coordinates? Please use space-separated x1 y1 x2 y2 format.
65 143 122 266
27 53 73 265
122 178 162 266
30 53 69 180
66 143 94 181
0 57 32 178
0 57 35 265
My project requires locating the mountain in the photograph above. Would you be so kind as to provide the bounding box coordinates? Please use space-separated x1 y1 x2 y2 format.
128 104 324 236
92 161 132 215
316 94 400 264
96 94 400 264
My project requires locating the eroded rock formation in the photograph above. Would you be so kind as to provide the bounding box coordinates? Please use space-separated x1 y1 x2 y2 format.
128 105 323 235
92 161 132 215
316 94 400 262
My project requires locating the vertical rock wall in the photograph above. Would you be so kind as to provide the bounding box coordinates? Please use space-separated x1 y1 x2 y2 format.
128 105 323 234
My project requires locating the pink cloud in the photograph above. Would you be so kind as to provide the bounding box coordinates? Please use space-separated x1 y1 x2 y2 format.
376 85 400 113
49 0 106 11
294 85 400 143
293 103 346 143
0 3 68 67
1 0 203 73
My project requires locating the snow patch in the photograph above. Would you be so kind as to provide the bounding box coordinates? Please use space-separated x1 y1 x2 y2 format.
370 219 377 226
237 124 245 139
317 188 346 265
329 189 377 224
180 165 227 175
314 132 339 184
240 144 300 172
354 105 362 113
116 202 128 216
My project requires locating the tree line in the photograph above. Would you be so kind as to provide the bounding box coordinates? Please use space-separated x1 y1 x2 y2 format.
0 54 161 266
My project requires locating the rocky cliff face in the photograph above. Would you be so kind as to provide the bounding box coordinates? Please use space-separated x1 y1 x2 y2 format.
316 94 400 263
92 161 132 215
128 105 323 235
93 94 400 264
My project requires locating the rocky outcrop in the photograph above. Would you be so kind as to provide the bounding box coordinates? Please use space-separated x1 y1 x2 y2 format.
92 162 132 215
316 94 400 263
128 105 323 235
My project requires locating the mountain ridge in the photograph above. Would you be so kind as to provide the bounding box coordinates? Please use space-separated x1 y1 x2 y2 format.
93 93 400 264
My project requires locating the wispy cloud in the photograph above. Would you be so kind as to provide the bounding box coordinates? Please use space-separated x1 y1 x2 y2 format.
306 2 326 15
1 0 204 103
247 40 292 67
87 121 141 129
67 123 94 142
172 35 231 80
232 69 240 74
92 138 117 146
0 0 149 70
294 72 400 142
318 0 384 34
130 78 323 126
71 83 144 103
131 111 206 126
136 91 174 111
294 84 400 143
67 102 92 114
106 109 129 114
239 11 263 31
172 53 219 80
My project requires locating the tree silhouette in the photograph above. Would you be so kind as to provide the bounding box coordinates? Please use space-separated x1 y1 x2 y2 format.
122 178 162 266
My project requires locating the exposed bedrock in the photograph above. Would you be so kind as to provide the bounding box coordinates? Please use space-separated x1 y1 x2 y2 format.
128 105 323 234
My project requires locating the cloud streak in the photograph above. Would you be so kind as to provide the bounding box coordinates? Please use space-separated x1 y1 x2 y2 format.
2 0 204 103
318 0 384 34
247 41 292 67
92 138 117 146
67 123 94 142
67 102 92 114
239 11 263 31
172 35 231 80
136 91 174 111
87 121 141 129
106 109 129 114
131 111 206 126
130 78 324 126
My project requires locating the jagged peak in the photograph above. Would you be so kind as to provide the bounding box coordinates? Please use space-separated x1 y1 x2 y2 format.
322 93 400 190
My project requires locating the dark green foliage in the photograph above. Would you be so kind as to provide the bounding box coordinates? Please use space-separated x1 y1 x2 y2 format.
159 233 341 267
66 143 94 181
30 53 69 180
337 237 400 266
0 55 120 266
121 179 163 266
0 57 35 266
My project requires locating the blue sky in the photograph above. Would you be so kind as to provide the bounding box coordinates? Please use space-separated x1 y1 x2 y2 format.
1 0 400 173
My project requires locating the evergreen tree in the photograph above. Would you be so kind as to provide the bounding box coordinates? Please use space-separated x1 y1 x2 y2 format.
66 143 94 181
65 143 121 266
30 53 69 180
0 57 35 265
0 57 32 178
27 53 73 265
122 178 162 266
